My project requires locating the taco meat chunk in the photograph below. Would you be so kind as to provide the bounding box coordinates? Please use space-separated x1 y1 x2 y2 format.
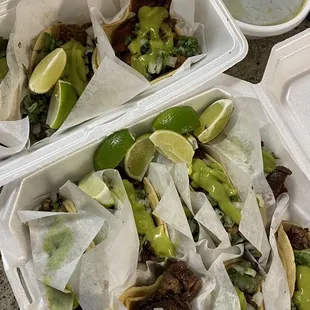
286 225 310 250
134 261 201 310
140 241 158 262
266 166 292 198
59 24 88 46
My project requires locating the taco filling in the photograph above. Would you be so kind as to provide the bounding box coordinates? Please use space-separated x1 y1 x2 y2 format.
106 0 200 81
279 224 310 310
119 260 202 310
21 23 94 141
0 37 8 81
123 178 175 262
227 259 263 310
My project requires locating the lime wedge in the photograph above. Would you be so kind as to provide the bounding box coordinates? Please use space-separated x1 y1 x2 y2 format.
149 130 194 166
194 99 234 143
152 106 200 134
46 80 77 129
124 134 156 181
93 129 135 171
29 48 67 94
78 171 114 207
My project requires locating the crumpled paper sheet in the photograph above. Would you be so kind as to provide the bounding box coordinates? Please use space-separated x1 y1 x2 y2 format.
0 0 149 159
156 155 231 247
205 245 244 310
68 169 140 310
17 181 112 292
146 162 197 254
109 250 216 310
88 0 207 81
262 193 291 310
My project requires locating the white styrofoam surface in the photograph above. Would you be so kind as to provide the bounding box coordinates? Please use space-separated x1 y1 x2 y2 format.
2 78 310 309
0 0 248 186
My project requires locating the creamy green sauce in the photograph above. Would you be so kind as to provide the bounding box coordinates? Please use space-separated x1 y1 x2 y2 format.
128 6 174 79
123 179 175 259
223 0 305 26
43 218 74 271
294 266 310 310
190 158 241 224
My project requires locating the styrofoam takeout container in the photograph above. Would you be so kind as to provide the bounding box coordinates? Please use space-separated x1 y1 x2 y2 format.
0 0 247 179
1 29 310 310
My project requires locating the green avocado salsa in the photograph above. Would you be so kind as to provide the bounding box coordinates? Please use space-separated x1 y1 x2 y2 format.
293 266 310 310
189 158 241 224
123 179 175 259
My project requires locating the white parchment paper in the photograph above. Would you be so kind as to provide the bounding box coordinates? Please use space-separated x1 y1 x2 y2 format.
68 169 140 310
262 193 291 310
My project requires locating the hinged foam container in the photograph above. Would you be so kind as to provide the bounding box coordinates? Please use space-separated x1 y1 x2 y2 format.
1 28 310 310
0 0 247 182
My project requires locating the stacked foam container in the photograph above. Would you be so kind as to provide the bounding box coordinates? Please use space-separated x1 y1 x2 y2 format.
2 0 310 309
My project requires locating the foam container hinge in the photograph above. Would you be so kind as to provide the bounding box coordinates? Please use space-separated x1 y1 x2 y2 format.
2 29 310 310
0 0 248 186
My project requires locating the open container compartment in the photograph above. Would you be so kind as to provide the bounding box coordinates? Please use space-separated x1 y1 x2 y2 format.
0 0 247 184
1 28 310 310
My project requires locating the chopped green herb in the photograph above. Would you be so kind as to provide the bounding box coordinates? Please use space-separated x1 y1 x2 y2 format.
174 36 200 58
43 32 56 53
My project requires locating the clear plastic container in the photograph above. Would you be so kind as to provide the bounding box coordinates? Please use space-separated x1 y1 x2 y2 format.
1 29 310 310
0 0 248 183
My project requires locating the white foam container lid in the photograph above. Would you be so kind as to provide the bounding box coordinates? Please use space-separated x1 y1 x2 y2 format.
0 0 247 181
1 28 310 310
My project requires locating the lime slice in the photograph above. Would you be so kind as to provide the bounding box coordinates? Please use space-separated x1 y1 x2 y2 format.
149 130 194 166
78 171 114 207
194 99 234 143
46 80 77 129
124 134 156 181
94 129 135 171
29 48 67 94
152 106 200 134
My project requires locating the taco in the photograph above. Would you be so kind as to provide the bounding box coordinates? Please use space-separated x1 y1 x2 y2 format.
277 222 310 310
20 23 95 141
102 0 201 82
226 258 264 310
119 260 202 310
123 177 175 262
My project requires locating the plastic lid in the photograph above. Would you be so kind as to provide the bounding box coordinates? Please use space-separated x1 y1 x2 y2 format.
259 29 310 174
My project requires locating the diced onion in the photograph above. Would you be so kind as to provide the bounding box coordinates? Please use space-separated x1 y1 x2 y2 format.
252 291 264 307
156 57 163 74
139 38 148 46
244 268 257 277
31 123 41 135
233 201 243 210
128 12 136 18
148 62 157 74
166 56 177 68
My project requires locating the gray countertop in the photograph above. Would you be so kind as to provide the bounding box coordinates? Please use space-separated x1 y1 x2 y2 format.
1 19 310 310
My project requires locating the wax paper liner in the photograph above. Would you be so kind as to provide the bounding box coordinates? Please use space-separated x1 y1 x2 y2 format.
88 0 207 84
262 193 291 310
146 162 196 255
67 169 140 310
205 245 244 310
0 0 149 158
